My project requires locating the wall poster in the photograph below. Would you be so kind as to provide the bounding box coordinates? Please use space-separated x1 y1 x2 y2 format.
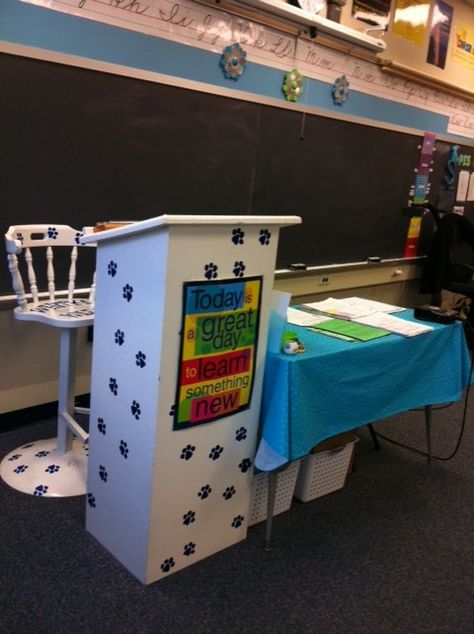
427 0 453 69
174 277 262 429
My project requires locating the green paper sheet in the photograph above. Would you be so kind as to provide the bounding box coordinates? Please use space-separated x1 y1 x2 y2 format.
310 318 390 342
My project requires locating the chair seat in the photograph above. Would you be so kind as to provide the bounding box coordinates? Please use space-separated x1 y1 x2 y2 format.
14 298 94 327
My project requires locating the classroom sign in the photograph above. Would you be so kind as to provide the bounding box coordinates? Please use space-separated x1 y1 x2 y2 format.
174 277 262 429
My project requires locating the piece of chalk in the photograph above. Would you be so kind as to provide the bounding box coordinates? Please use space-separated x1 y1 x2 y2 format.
289 263 307 270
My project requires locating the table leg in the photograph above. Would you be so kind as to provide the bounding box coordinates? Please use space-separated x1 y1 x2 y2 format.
424 405 432 463
263 470 278 551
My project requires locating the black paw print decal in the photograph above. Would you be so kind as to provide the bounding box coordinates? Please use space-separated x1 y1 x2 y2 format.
75 232 83 245
108 261 118 277
87 493 96 508
183 542 196 556
35 450 50 458
13 464 28 474
239 457 252 473
231 227 245 245
47 226 58 240
119 440 129 459
45 464 60 474
34 484 49 497
233 261 246 278
204 262 218 280
109 377 118 395
198 484 212 499
16 232 24 244
222 485 236 500
97 417 107 435
160 557 175 573
209 445 224 460
131 400 141 420
180 444 196 460
8 454 21 461
135 351 146 368
232 514 244 528
169 404 176 417
114 329 125 346
235 426 247 441
122 284 134 302
183 510 196 525
99 465 108 482
259 228 271 245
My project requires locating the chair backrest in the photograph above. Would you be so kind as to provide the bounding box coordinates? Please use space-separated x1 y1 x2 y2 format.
5 224 96 311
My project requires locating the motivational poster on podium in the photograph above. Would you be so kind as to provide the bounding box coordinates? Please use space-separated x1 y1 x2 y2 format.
175 276 262 429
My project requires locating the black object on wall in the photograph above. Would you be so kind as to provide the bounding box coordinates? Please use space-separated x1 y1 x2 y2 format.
1 52 473 296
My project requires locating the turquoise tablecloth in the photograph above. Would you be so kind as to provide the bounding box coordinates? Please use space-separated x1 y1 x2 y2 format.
255 311 472 470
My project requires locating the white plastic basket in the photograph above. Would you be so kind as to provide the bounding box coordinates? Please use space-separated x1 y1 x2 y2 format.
294 441 356 503
248 460 301 526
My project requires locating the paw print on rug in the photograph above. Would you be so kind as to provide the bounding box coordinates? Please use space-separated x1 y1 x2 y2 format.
45 464 60 474
183 542 196 556
119 440 129 459
107 261 118 277
239 457 252 473
231 514 244 528
109 377 118 395
180 444 196 460
231 227 245 245
233 261 246 278
114 329 125 346
87 493 96 508
97 418 107 435
35 451 50 458
99 465 108 482
34 484 49 497
204 262 218 280
209 445 224 461
222 485 236 500
8 454 22 461
13 464 28 474
235 426 247 441
135 351 146 368
131 400 141 420
122 284 134 302
259 228 271 246
183 510 196 526
198 484 212 499
47 226 58 240
160 557 175 573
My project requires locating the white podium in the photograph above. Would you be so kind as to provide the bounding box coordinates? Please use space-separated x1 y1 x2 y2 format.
82 214 300 583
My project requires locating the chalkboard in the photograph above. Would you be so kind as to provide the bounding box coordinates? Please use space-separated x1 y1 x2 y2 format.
1 51 473 296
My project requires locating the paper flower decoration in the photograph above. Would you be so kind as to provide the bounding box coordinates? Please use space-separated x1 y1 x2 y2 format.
332 75 350 105
220 43 247 80
282 69 304 102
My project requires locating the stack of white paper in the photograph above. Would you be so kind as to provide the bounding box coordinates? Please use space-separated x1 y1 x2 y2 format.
303 297 404 320
356 312 433 336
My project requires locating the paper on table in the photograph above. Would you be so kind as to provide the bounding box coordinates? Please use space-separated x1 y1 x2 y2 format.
310 318 390 341
356 312 433 336
287 307 331 327
303 296 404 319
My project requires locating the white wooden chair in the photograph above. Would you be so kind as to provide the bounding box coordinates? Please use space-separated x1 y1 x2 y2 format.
0 224 95 497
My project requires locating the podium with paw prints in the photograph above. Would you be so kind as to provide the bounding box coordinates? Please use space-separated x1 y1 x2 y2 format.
81 214 300 583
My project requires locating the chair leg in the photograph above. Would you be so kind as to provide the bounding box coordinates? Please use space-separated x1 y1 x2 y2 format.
57 328 78 454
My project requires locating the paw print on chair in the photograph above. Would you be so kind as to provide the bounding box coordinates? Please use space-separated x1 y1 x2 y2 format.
122 284 134 302
198 484 212 499
8 454 22 462
75 232 83 245
131 400 141 420
47 226 58 240
16 232 24 244
180 444 196 460
107 261 118 277
222 485 236 500
160 557 175 573
13 464 28 474
259 228 271 246
209 445 224 460
233 261 246 278
135 351 146 368
183 542 196 556
34 484 49 496
97 417 107 435
114 329 125 346
45 464 60 474
231 227 245 245
204 262 218 280
35 450 50 458
109 377 118 395
119 440 129 459
182 510 196 525
232 514 244 528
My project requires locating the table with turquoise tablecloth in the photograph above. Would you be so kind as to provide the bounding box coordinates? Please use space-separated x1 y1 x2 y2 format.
255 311 472 471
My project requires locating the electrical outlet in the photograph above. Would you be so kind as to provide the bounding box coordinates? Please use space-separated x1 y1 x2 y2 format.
319 275 330 286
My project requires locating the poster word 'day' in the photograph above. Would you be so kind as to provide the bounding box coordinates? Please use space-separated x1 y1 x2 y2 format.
174 276 262 429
